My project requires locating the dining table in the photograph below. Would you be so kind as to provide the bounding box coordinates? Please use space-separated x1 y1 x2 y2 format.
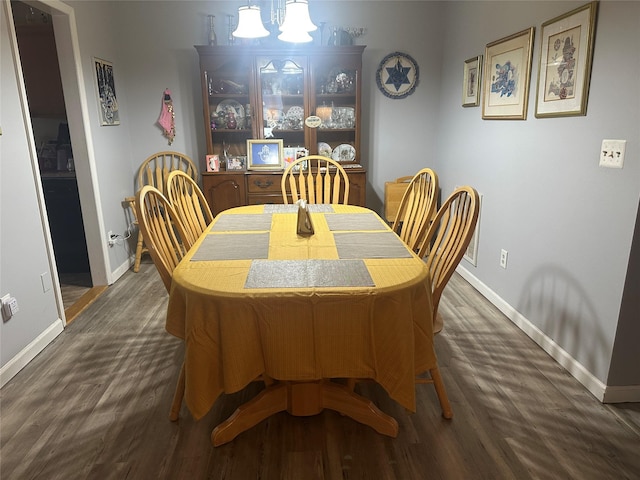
165 203 436 446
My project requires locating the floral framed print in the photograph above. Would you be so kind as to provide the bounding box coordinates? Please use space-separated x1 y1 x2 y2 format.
247 139 284 170
93 57 120 126
482 27 535 120
535 2 598 118
462 55 482 107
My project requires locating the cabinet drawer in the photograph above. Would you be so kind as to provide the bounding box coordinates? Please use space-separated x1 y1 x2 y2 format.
247 174 282 194
247 193 286 205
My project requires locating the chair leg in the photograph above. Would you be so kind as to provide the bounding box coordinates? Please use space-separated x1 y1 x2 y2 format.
430 366 453 419
169 362 185 421
133 230 144 273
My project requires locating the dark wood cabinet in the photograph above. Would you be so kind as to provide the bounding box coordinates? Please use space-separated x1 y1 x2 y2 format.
203 169 366 216
196 45 367 213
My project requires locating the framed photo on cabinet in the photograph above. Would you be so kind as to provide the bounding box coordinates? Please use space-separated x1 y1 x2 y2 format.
482 27 535 120
206 154 220 172
535 2 598 118
247 139 283 170
462 55 482 107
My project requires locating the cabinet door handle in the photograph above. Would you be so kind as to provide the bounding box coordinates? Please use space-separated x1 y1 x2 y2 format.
253 180 273 189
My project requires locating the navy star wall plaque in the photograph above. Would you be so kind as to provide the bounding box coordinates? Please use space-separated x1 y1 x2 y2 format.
376 52 419 99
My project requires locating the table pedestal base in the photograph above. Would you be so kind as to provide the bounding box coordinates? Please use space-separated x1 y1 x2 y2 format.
211 380 398 446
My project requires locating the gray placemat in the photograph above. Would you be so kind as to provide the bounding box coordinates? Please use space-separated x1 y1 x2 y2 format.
264 204 335 213
210 214 272 231
191 233 269 261
244 259 374 288
326 213 387 231
334 232 413 259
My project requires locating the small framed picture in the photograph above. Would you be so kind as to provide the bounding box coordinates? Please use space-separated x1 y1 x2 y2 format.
206 154 220 172
535 1 598 118
462 55 482 107
283 147 297 168
226 155 247 171
247 139 284 170
93 57 120 126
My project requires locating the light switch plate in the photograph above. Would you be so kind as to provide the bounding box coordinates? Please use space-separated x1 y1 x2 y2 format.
600 139 626 168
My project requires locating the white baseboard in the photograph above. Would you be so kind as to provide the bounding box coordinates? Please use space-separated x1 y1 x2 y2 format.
456 266 640 404
107 257 134 285
0 318 64 388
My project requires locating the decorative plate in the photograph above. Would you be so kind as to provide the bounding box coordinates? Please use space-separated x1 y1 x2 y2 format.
318 142 332 157
332 144 356 162
285 106 304 121
216 99 245 118
376 52 419 99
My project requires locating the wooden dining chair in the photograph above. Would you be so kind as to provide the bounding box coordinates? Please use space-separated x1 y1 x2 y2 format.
392 168 439 253
135 185 193 421
414 185 480 419
166 170 213 247
281 155 350 204
126 151 198 273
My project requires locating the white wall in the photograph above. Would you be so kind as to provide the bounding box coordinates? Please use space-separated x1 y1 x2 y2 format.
434 1 639 390
1 1 63 375
2 1 638 398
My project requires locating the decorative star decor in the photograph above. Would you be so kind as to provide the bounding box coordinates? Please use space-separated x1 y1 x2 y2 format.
376 52 419 99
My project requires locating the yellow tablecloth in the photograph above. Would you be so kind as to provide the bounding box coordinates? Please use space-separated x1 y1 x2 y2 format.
165 205 435 420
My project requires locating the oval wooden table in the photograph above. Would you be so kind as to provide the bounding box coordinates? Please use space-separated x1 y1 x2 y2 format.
165 204 437 446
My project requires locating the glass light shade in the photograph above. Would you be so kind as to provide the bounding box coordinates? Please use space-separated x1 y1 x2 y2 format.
278 27 313 43
232 6 269 38
279 0 317 33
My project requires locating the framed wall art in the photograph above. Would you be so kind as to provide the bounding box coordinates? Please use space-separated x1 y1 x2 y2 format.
93 57 120 126
247 139 283 170
535 2 598 118
482 27 535 120
462 55 482 107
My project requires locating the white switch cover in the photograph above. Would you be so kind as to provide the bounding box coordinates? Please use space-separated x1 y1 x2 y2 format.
600 139 626 168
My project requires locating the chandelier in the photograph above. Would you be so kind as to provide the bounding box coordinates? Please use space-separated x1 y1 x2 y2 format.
233 0 317 43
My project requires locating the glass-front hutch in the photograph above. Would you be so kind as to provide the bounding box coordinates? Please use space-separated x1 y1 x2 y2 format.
196 45 366 215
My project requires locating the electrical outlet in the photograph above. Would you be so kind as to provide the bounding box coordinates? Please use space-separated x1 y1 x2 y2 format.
107 230 116 247
500 249 508 269
2 294 19 321
599 139 626 168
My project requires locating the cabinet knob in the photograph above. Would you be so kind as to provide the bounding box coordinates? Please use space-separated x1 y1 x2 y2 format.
253 180 273 189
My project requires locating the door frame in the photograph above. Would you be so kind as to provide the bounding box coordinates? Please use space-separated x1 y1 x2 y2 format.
7 0 110 321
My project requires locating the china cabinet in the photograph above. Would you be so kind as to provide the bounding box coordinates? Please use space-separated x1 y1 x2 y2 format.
195 45 366 214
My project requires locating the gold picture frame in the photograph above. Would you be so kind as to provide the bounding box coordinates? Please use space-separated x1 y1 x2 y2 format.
535 1 598 118
247 139 284 170
462 55 482 107
482 27 535 120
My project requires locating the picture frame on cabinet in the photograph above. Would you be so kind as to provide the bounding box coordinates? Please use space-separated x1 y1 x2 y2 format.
226 155 247 171
93 57 120 126
482 27 535 120
535 1 598 118
206 154 220 172
247 139 284 170
462 55 482 107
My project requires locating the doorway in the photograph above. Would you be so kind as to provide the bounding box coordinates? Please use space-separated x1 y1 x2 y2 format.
9 0 109 322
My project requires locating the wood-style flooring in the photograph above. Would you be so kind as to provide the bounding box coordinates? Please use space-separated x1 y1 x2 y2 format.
59 272 107 325
1 261 639 479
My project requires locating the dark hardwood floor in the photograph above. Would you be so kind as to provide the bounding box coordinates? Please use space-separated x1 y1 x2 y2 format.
1 261 638 479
